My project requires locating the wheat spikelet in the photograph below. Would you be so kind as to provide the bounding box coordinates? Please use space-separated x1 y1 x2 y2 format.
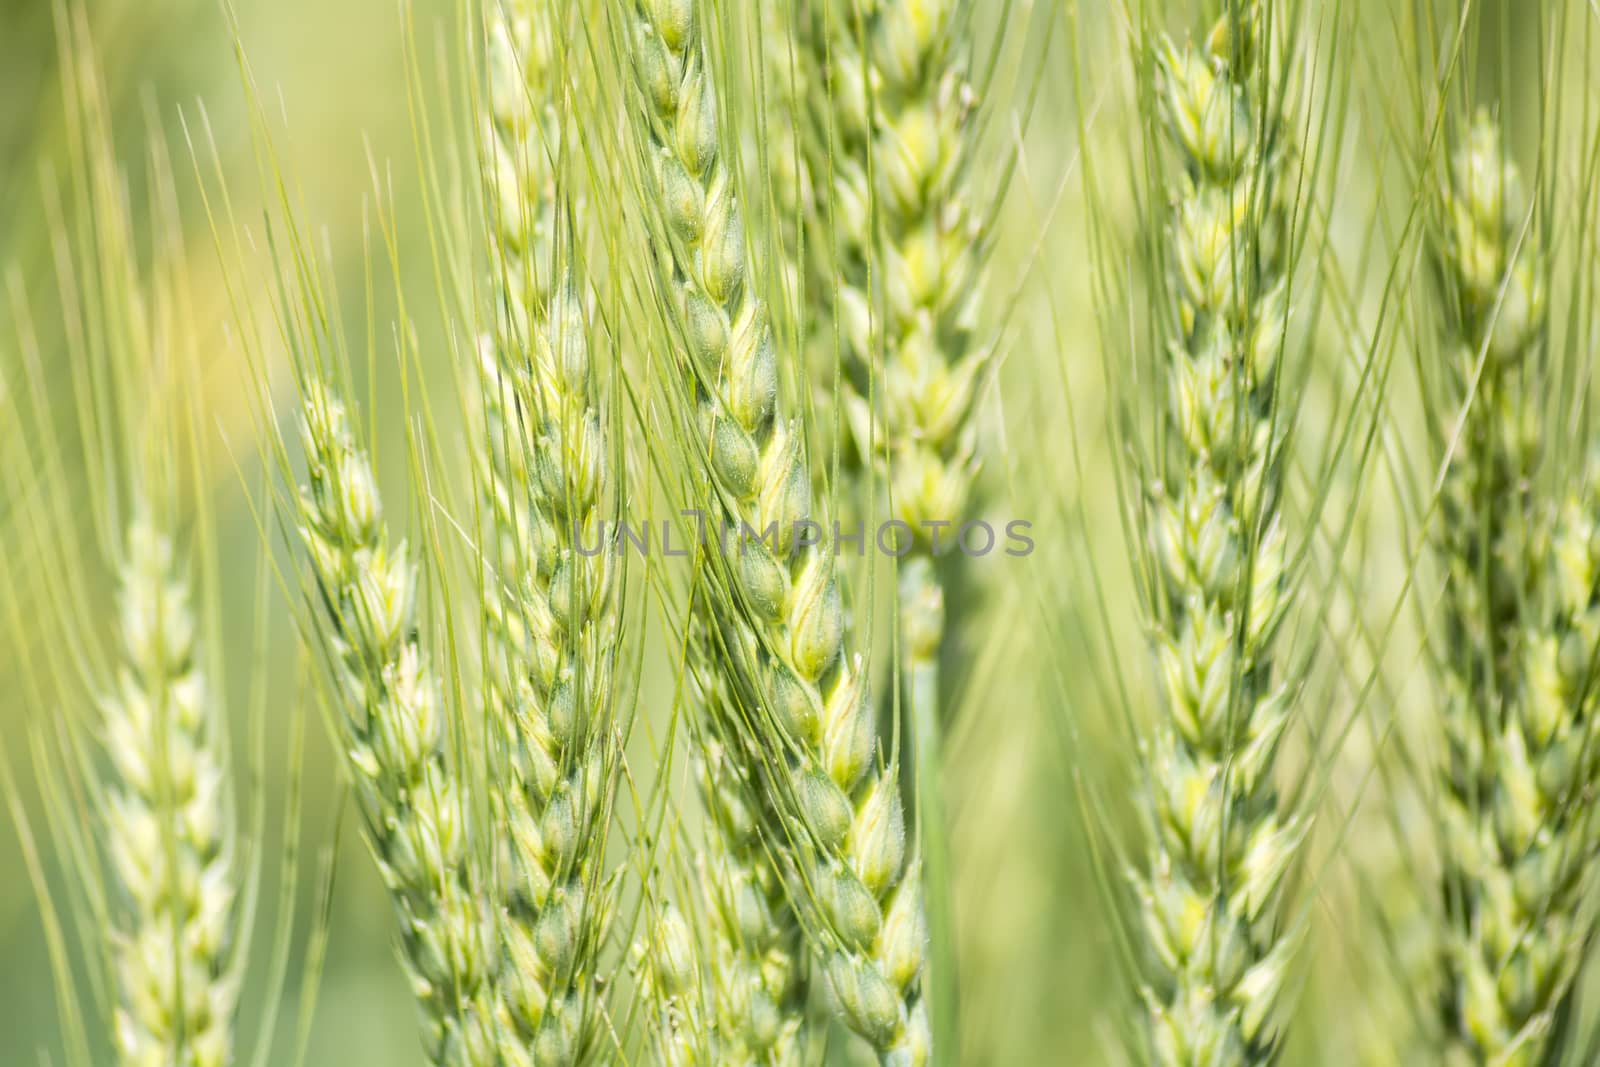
633 902 712 1066
625 0 929 1060
1429 112 1600 1065
294 383 499 1066
474 3 620 1062
103 516 239 1067
1131 6 1302 1061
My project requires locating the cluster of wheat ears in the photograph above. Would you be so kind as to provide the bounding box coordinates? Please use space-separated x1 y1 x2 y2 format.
5 0 1600 1064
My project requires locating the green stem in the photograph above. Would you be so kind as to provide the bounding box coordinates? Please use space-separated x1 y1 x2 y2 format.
900 555 953 1062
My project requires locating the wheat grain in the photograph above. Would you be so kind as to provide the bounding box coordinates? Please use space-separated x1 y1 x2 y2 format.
1131 6 1302 1062
625 0 929 1060
474 3 620 1062
294 383 499 1066
103 516 239 1067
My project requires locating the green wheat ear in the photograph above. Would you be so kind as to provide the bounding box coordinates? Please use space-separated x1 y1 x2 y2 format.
633 900 712 1066
687 643 808 1064
621 0 930 1060
104 517 241 1067
293 382 500 1065
472 2 623 1062
796 0 989 534
1428 110 1600 1066
1127 4 1305 1062
790 2 993 1032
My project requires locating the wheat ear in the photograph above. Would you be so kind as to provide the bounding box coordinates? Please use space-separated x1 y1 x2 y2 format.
625 0 929 1060
628 1 815 1055
798 0 988 1025
1430 113 1600 1064
475 3 620 1062
1433 115 1546 714
1133 6 1302 1062
294 384 498 1065
103 517 239 1067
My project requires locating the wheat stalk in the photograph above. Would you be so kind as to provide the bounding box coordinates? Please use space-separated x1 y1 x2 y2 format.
294 383 499 1066
102 516 239 1067
474 3 621 1062
1130 6 1303 1062
1430 112 1600 1065
624 0 929 1060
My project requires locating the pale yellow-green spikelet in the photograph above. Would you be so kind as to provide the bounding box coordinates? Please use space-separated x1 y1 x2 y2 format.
626 0 928 1060
801 0 986 549
103 517 238 1067
1132 5 1301 1063
295 384 499 1066
475 2 617 1062
691 678 806 1065
1430 114 1600 1066
484 0 559 340
633 903 712 1067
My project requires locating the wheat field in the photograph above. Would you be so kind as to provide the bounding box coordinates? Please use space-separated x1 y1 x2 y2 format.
3 1 1600 1065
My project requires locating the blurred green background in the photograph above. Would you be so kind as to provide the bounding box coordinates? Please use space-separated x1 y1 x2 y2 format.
1 0 1591 1064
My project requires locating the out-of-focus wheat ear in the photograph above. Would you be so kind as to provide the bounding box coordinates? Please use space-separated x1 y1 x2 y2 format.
1427 111 1600 1066
632 902 713 1067
797 0 989 560
621 0 930 1061
754 0 813 346
1432 115 1546 710
101 517 240 1067
293 383 500 1066
1452 466 1600 1063
1128 4 1305 1062
472 2 623 1063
